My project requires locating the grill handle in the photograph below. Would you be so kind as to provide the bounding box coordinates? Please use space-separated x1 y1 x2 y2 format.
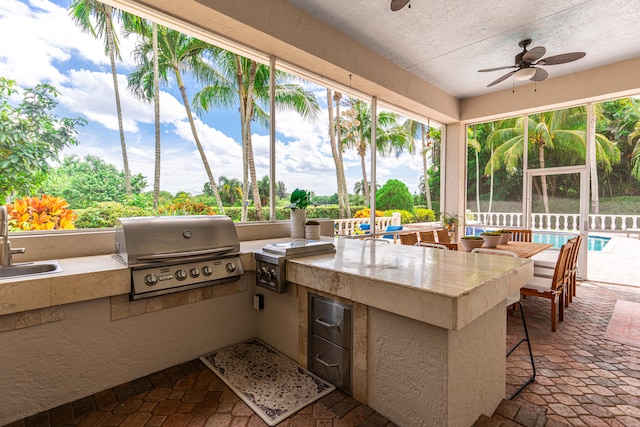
136 247 236 261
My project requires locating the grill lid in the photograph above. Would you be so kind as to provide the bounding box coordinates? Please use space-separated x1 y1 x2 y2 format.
115 215 240 266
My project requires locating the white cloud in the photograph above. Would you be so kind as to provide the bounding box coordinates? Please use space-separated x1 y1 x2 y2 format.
3 0 432 199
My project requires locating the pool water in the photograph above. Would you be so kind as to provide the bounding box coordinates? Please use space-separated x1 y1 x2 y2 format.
532 233 610 251
464 226 610 251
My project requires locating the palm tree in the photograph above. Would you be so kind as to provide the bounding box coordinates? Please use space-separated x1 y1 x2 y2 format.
624 97 640 180
69 0 131 195
405 119 433 209
341 99 411 203
128 26 225 213
467 125 481 214
122 16 162 210
328 89 350 218
193 49 320 222
218 176 243 206
486 107 620 214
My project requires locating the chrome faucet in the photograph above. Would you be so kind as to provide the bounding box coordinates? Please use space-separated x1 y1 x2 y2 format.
1 205 25 267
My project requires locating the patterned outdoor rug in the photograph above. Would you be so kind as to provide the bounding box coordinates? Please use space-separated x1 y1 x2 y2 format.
200 339 335 426
605 300 640 348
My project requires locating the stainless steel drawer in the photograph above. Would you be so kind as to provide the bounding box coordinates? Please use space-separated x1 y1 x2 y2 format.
311 295 352 349
310 335 351 391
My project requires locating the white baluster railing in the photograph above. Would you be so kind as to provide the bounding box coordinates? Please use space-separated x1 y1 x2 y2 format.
468 211 640 233
334 212 402 235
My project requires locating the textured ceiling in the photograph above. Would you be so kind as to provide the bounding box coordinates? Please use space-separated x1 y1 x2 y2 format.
286 0 640 99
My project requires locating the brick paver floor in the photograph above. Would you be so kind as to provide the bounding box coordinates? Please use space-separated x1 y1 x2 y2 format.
504 281 640 426
6 281 640 426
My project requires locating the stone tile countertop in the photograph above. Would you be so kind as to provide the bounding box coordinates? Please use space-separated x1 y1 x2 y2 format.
286 238 534 330
0 237 533 330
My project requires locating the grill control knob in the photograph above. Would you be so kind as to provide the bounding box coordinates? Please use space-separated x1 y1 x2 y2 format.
202 265 212 276
175 269 188 281
225 262 237 273
269 269 277 281
144 273 159 286
189 267 200 278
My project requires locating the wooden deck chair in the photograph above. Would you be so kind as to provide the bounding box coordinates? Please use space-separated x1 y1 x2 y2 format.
399 233 419 246
419 230 436 243
436 229 451 243
520 240 574 331
510 229 533 242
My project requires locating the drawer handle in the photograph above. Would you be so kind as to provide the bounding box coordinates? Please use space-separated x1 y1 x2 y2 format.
315 317 340 329
315 354 339 368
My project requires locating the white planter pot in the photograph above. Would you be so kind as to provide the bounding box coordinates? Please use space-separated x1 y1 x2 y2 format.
305 224 321 240
290 209 306 238
481 234 502 248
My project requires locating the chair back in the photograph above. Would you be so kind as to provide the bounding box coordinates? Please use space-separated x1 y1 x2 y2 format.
419 230 436 243
510 229 532 242
364 237 390 243
471 248 518 257
415 242 448 250
399 233 418 246
436 229 451 244
383 225 403 239
550 240 574 291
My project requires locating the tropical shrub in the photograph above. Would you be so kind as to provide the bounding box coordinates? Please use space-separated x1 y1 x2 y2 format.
6 195 76 231
376 179 414 212
383 209 413 224
353 208 385 218
413 208 436 222
74 202 148 228
158 202 217 216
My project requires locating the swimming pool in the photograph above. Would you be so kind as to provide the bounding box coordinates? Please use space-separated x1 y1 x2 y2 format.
465 226 610 251
532 233 610 251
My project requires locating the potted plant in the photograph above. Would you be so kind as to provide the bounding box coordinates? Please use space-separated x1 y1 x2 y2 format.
305 220 321 240
497 229 513 244
480 231 502 248
459 235 485 252
440 211 461 241
288 188 313 238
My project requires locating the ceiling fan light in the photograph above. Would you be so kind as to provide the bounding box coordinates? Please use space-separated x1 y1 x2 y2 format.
391 0 410 11
514 67 536 81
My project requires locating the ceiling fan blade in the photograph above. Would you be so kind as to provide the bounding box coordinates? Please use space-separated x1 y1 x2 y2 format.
487 70 516 87
537 52 586 65
530 67 548 82
523 46 546 62
478 65 517 73
390 0 410 11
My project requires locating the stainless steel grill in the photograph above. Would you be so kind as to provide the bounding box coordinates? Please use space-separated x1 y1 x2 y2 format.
114 215 243 299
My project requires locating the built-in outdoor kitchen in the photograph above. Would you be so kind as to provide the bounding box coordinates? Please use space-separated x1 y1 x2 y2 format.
0 218 533 427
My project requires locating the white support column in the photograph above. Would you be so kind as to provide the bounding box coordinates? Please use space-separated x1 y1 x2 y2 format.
443 123 466 236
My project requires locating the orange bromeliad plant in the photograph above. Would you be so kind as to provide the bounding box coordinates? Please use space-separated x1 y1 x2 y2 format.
5 195 76 231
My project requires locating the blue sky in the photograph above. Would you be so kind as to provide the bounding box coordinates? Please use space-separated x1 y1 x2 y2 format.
0 0 428 197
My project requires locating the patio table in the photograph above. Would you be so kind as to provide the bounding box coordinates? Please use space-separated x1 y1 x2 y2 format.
493 241 553 258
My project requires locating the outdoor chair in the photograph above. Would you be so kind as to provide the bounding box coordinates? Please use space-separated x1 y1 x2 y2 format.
534 235 582 306
471 248 536 398
399 233 419 246
510 229 533 242
435 229 458 250
419 230 436 243
364 237 390 243
415 242 449 250
383 225 403 239
520 240 574 331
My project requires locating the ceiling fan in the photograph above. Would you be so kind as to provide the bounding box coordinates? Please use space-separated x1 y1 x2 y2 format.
478 39 586 87
391 0 410 11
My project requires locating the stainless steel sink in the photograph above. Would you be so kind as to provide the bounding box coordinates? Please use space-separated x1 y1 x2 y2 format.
0 261 62 279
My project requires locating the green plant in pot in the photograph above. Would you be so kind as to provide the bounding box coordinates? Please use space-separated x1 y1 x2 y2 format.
288 188 313 238
459 235 484 252
480 231 502 248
